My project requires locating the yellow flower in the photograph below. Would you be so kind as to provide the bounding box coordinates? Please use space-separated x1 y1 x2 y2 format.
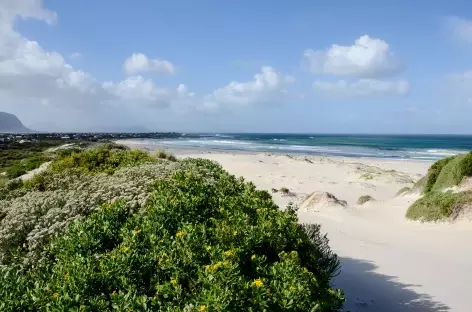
123 247 130 253
111 290 117 295
64 273 70 280
224 250 233 257
133 228 142 235
251 254 257 261
170 279 178 286
213 262 222 270
252 279 264 288
205 246 212 251
53 292 60 298
200 305 207 311
176 231 184 238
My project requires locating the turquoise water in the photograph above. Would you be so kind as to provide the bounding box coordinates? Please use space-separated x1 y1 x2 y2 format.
130 134 472 160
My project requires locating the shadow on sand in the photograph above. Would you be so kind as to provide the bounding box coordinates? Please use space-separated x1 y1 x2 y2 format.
335 257 450 312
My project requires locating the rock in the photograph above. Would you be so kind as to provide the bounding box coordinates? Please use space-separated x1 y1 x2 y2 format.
299 191 348 212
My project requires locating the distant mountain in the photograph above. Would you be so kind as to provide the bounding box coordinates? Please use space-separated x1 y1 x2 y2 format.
0 112 32 133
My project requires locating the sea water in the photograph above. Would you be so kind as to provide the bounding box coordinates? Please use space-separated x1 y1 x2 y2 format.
126 133 472 160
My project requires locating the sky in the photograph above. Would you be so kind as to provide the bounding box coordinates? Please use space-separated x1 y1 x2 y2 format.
1 0 472 133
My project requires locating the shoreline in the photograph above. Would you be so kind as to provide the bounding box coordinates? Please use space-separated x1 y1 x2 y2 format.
115 139 435 164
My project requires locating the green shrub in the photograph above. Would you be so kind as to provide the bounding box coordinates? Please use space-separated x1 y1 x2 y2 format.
431 152 472 191
5 155 49 179
357 195 374 205
406 191 464 221
0 168 344 311
395 187 411 196
50 147 155 174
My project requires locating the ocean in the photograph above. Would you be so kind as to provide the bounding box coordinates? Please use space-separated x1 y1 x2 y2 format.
125 134 472 161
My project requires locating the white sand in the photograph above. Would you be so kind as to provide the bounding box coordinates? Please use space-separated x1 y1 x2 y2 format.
120 142 472 311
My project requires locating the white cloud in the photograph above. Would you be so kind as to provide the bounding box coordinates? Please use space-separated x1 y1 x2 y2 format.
304 35 402 78
445 16 472 43
124 53 175 76
105 66 294 112
203 66 295 109
0 0 56 28
313 79 409 99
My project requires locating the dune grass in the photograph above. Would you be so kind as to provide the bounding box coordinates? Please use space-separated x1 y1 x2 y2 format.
357 195 374 205
424 156 455 193
407 152 472 222
396 187 411 196
431 152 472 191
406 190 464 221
155 149 177 162
420 152 472 194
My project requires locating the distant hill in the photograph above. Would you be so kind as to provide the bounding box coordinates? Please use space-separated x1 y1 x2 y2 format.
0 112 32 133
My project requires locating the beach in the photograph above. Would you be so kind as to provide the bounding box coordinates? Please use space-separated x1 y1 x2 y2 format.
120 141 472 311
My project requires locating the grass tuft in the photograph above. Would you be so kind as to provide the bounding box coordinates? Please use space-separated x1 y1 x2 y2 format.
155 150 177 162
396 187 411 197
357 195 374 205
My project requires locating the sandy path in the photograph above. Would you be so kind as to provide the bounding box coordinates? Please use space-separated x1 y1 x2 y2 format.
176 151 471 312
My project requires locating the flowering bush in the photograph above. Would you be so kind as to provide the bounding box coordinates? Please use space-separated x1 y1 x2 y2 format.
0 147 186 264
49 146 155 174
0 148 344 310
0 165 344 311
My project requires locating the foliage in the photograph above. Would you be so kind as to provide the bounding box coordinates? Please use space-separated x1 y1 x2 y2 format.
395 187 411 197
5 155 49 179
356 195 374 205
50 147 156 174
424 152 472 193
155 150 178 162
360 173 374 180
406 152 472 222
406 190 466 221
431 152 472 191
279 187 291 195
0 162 344 311
0 140 62 176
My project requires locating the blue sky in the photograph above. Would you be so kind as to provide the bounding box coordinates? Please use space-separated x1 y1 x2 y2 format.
1 0 472 133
